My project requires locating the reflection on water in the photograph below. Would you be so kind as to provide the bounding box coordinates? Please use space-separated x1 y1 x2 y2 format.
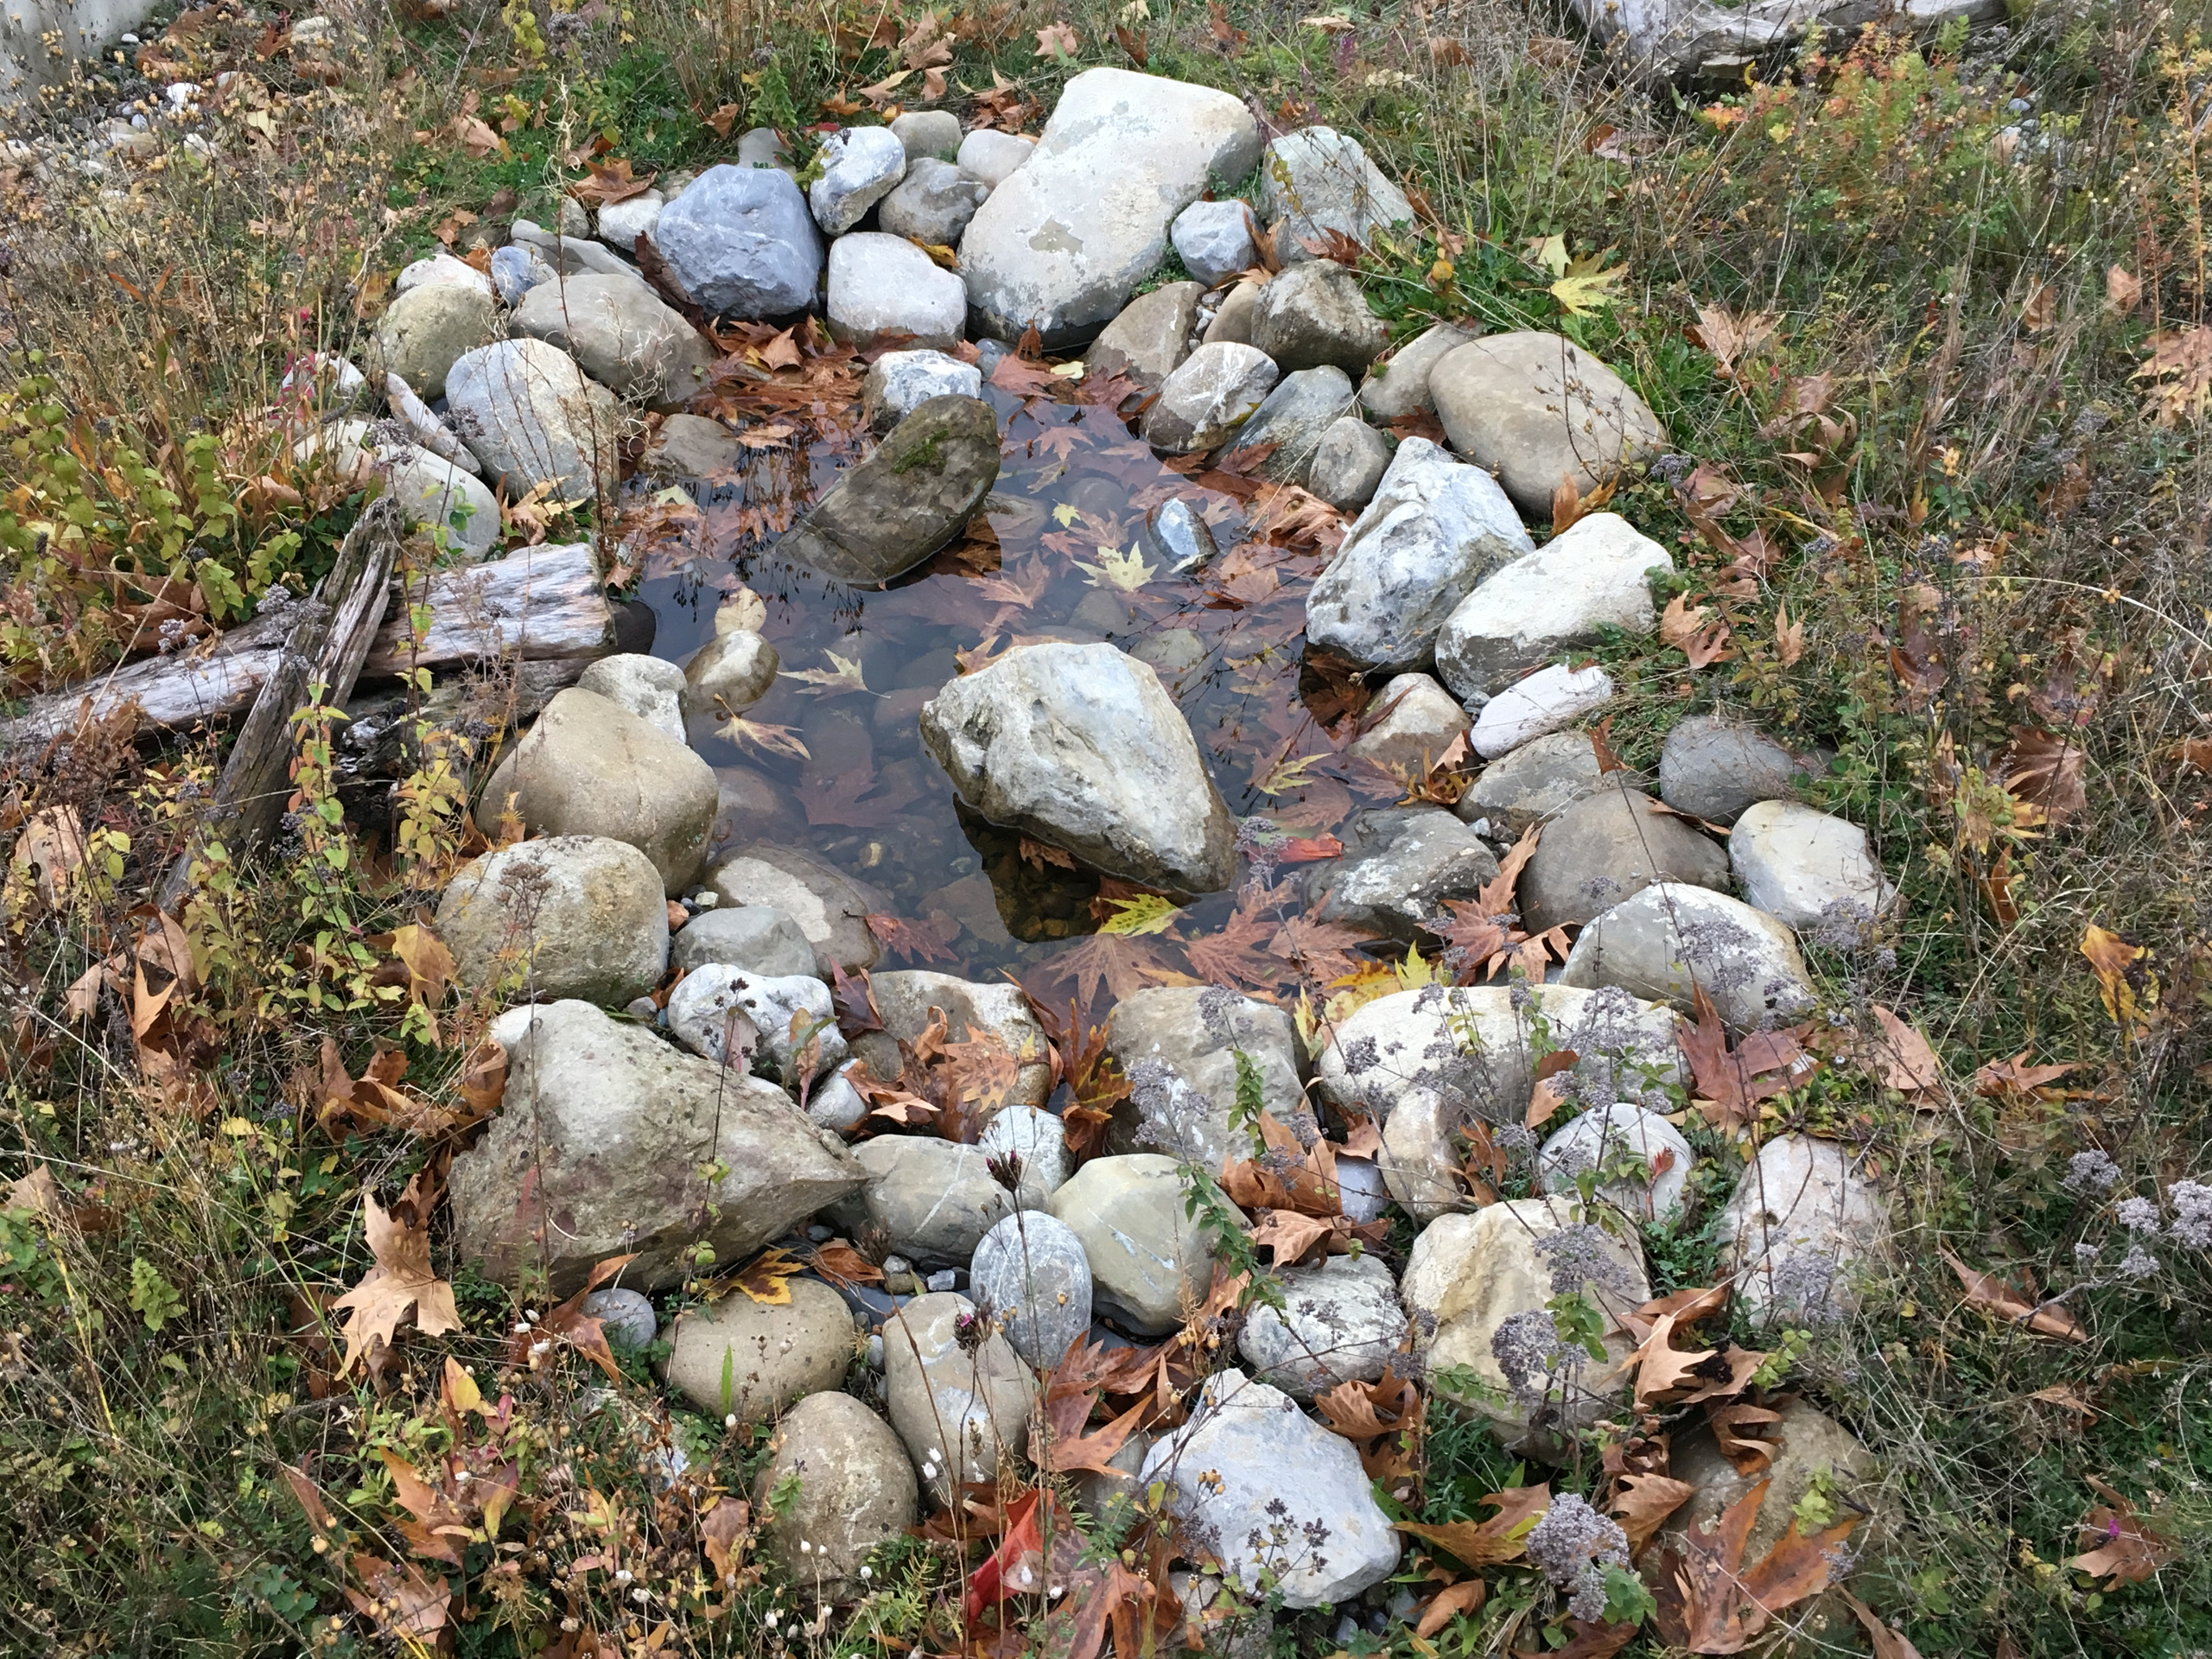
639 378 1388 996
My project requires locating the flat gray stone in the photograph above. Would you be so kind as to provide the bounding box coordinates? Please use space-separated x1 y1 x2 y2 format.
1090 281 1203 391
671 903 816 976
582 1287 657 1348
1558 881 1817 1031
1203 277 1260 346
1430 332 1667 520
891 109 962 162
1719 1133 1890 1325
1538 1103 1695 1221
1050 1154 1221 1336
955 128 1034 188
878 156 989 245
1730 800 1897 933
971 1210 1093 1368
1470 664 1615 760
1303 436 1533 671
1257 125 1414 258
577 652 684 740
881 1292 1031 1501
1658 715 1810 826
705 844 887 975
1106 986 1304 1167
779 395 1000 585
654 165 823 318
372 282 496 402
491 243 555 305
1306 804 1501 944
1249 259 1387 374
683 628 779 724
594 189 664 254
1516 782 1731 934
1457 729 1611 836
825 232 966 349
1345 672 1469 776
1308 416 1391 511
810 125 906 234
435 835 669 1006
1141 341 1278 452
444 339 622 504
644 412 743 480
978 1104 1070 1205
843 1136 1016 1269
1358 322 1475 421
664 966 848 1084
664 1275 853 1421
512 271 715 409
1222 365 1354 485
753 1391 917 1605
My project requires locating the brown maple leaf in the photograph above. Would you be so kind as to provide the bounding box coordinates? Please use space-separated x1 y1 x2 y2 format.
330 1173 461 1374
1396 1483 1551 1569
569 157 656 206
1186 907 1283 990
1649 1478 1858 1653
1675 988 1809 1128
1612 1471 1698 1553
1706 1402 1783 1475
2068 1478 2176 1586
1269 912 1372 984
1033 932 1181 1007
1890 588 1948 710
1314 1365 1422 1478
1972 1052 2077 1098
1615 1311 1719 1406
1999 727 2087 828
864 911 960 965
1940 1249 2087 1342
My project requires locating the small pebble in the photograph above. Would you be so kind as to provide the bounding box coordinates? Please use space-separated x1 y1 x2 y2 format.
807 1223 834 1242
925 1268 957 1293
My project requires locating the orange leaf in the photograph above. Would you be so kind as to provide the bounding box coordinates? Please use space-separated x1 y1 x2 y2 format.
329 1175 461 1374
1415 1578 1485 1637
1612 1471 1697 1552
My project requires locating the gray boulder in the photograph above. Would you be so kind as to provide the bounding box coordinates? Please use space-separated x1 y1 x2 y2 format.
779 395 1000 585
664 966 847 1084
1203 278 1261 346
1456 729 1610 836
1090 282 1203 391
890 109 962 162
1470 664 1616 760
1430 332 1667 519
1720 1133 1890 1325
682 628 779 723
664 1275 853 1421
960 68 1261 344
435 834 669 1007
977 1104 1069 1209
1658 715 1811 826
1171 198 1257 285
1558 881 1817 1030
810 126 907 234
1221 365 1354 485
1730 800 1897 932
479 688 717 893
1249 259 1387 374
920 641 1236 893
444 339 623 505
737 127 793 170
957 128 1035 188
842 1137 1016 1269
1344 672 1470 777
1303 437 1533 671
451 1001 865 1294
491 243 555 306
705 844 886 975
1257 126 1414 258
878 156 989 245
1105 987 1304 1167
372 281 495 402
1516 782 1731 935
970 1211 1093 1369
1141 341 1278 452
1141 1367 1400 1607
511 272 714 409
1138 497 1219 574
849 970 1052 1111
1308 416 1391 511
1050 1154 1222 1336
291 422 499 562
672 904 817 977
594 189 664 254
1237 1252 1407 1402
1538 1103 1695 1222
653 165 823 318
753 1391 918 1604
1305 804 1501 944
644 412 743 480
861 349 982 432
1358 322 1474 421
881 1292 1032 1502
1434 513 1673 707
825 232 966 349
577 653 685 741
509 218 652 284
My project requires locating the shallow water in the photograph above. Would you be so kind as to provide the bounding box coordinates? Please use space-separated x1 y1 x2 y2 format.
639 374 1393 1004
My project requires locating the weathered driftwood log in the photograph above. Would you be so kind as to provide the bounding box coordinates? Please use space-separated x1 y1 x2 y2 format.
359 541 613 678
156 499 404 910
0 611 293 752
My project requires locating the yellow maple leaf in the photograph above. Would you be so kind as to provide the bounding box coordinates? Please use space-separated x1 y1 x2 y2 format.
1551 251 1629 318
1097 893 1182 936
1074 544 1159 591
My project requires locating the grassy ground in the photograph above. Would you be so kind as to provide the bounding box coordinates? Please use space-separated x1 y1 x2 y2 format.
3 0 2212 1654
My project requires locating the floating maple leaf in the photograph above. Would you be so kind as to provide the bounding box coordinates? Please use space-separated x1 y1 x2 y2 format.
865 912 960 965
1185 907 1281 990
330 1173 461 1374
1033 932 1183 1007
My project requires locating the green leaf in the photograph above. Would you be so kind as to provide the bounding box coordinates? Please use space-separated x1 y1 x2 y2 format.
129 1257 183 1332
1097 893 1182 936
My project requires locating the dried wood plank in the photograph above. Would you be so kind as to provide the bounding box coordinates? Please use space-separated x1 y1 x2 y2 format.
0 611 292 752
156 499 404 911
359 541 613 678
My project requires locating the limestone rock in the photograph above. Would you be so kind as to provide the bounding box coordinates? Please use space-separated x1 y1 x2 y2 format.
450 1001 865 1294
1141 1368 1401 1607
850 971 1052 1111
779 395 1001 584
508 219 651 285
825 232 966 350
959 69 1261 344
1050 1154 1222 1336
491 242 556 305
594 189 664 254
1203 278 1261 346
1222 365 1354 485
970 1211 1093 1369
1237 1253 1407 1402
737 127 792 170
705 845 886 975
372 282 496 402
878 156 989 245
1249 259 1387 374
956 128 1034 188
1304 804 1500 944
293 422 499 562
1105 987 1304 1167
1434 513 1673 707
1516 783 1731 935
1456 730 1610 836
682 628 779 723
577 653 685 741
881 1292 1032 1502
1658 715 1811 827
978 1105 1070 1210
671 904 816 977
891 109 962 162
397 250 496 299
810 126 907 234
919 641 1236 893
1402 1197 1649 1440
1430 332 1667 519
1358 322 1474 421
861 348 982 433
435 835 669 1006
1729 800 1897 933
1090 282 1203 391
479 688 717 893
1308 416 1391 511
1345 673 1468 775
1538 1103 1695 1222
664 966 849 1084
1141 341 1278 453
664 1275 853 1421
444 339 623 504
511 272 715 409
1470 664 1615 760
654 165 823 318
1171 198 1257 285
644 413 743 480
1256 126 1414 259
1720 1134 1889 1325
753 1391 918 1603
1558 882 1817 1031
1304 437 1533 671
844 1136 1016 1269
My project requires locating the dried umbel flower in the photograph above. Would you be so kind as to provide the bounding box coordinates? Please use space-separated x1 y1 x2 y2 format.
2167 1179 2212 1250
1524 1493 1630 1622
2063 1149 2122 1195
1491 1308 1567 1408
2116 1196 2161 1235
1536 1223 1640 1300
